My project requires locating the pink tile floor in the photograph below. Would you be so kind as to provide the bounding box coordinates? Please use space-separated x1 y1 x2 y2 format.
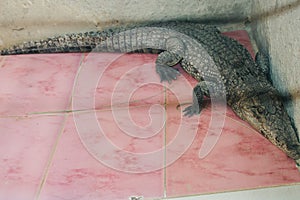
0 31 300 200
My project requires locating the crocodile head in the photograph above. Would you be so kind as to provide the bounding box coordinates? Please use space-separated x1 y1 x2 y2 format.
236 89 300 160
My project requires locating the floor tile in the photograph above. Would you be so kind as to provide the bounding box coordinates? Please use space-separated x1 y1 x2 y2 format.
0 115 66 200
165 105 300 197
0 54 82 116
76 53 164 111
38 114 164 200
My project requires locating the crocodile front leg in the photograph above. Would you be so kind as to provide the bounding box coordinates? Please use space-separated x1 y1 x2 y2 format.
155 51 182 83
155 37 186 83
183 81 210 117
255 51 271 82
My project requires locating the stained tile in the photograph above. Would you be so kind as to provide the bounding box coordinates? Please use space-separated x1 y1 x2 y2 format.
75 53 164 111
0 54 82 116
165 105 300 197
38 114 164 200
0 115 66 200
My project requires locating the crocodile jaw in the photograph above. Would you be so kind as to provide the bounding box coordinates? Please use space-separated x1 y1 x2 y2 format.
234 89 300 161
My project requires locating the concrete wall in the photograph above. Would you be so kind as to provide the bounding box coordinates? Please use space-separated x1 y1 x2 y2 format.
251 0 300 135
0 0 251 46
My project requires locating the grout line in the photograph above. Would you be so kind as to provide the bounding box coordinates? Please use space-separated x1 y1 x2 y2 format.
0 99 185 119
34 53 86 200
163 84 168 199
34 113 69 200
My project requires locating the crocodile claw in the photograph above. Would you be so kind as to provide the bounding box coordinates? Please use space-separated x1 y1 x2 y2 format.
156 64 180 83
183 104 200 117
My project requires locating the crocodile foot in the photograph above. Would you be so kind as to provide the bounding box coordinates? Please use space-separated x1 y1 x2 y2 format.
183 103 200 117
156 64 180 83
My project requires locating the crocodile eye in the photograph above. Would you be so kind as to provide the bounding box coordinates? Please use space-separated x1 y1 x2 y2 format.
267 104 277 114
257 107 264 114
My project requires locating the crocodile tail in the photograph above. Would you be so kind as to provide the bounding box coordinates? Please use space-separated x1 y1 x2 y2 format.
0 28 134 55
0 31 108 55
0 30 162 56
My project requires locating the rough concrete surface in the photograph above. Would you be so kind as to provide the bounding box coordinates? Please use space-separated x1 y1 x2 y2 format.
251 0 300 136
0 0 251 46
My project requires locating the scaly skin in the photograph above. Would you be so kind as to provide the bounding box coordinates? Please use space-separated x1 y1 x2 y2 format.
1 21 300 164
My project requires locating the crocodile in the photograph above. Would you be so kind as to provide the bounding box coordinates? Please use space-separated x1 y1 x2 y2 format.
1 21 300 166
